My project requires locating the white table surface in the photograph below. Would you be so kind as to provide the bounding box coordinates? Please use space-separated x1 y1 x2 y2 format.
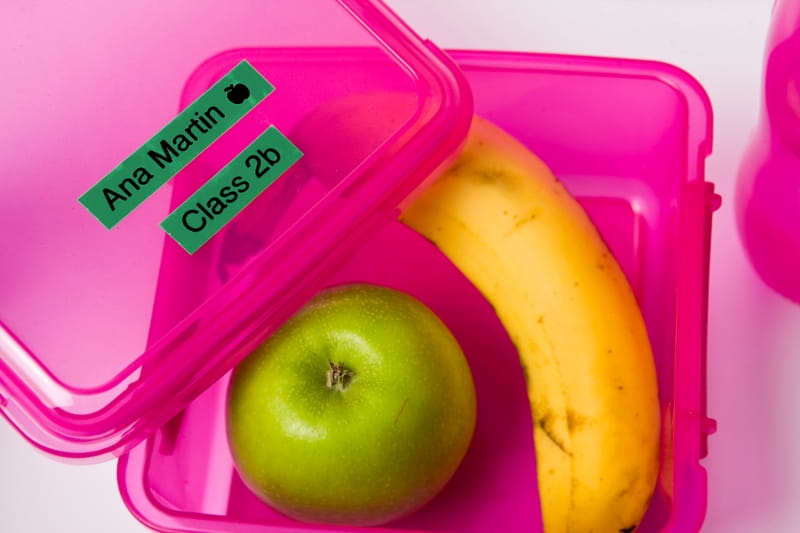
1 1 794 532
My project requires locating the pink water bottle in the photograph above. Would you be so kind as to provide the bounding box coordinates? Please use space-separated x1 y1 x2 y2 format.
736 0 800 303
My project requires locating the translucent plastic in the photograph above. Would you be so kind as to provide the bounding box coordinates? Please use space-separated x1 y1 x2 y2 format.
118 49 718 533
0 0 471 459
736 0 800 304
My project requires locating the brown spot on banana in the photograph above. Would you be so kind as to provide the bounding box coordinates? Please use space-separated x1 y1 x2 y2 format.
507 209 541 236
566 409 587 433
520 362 530 386
536 411 571 456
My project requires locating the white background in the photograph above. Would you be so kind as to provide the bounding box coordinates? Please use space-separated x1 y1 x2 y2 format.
1 1 796 532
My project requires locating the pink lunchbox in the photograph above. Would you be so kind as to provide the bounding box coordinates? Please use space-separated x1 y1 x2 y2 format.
0 1 718 532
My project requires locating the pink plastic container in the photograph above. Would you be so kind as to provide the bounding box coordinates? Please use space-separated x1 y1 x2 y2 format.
117 49 718 532
0 0 470 460
736 0 800 304
0 1 718 532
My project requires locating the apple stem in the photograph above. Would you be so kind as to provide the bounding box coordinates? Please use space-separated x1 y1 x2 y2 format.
326 361 354 392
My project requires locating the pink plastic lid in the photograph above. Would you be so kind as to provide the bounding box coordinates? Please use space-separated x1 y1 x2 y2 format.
0 0 472 460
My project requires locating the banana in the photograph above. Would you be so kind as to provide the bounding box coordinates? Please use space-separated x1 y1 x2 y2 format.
400 116 661 533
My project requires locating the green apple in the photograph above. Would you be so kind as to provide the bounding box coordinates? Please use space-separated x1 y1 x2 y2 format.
226 283 476 526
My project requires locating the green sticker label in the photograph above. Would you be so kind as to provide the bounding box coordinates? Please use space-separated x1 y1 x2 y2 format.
160 126 303 254
79 60 274 228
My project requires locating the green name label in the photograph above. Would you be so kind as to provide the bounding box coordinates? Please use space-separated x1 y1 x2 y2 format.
79 60 274 228
161 126 303 254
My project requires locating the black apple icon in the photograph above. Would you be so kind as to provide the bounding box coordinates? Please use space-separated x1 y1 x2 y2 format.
225 83 251 104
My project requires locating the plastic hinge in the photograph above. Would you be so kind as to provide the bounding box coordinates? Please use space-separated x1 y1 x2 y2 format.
706 190 722 213
702 416 718 435
700 182 720 459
